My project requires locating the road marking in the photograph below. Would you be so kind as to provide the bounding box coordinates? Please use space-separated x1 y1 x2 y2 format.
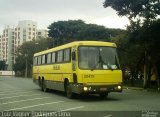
0 83 16 88
0 88 19 91
0 91 34 96
0 89 25 93
60 106 84 111
46 106 84 116
5 101 64 111
104 115 113 117
0 97 52 105
0 94 41 100
0 90 25 94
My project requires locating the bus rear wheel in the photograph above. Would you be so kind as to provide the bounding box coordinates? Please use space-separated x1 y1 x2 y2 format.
66 81 75 99
42 79 48 92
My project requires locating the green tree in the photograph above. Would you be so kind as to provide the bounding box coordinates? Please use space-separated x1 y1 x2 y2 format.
76 24 111 41
103 0 160 21
103 0 160 88
48 20 86 46
48 20 123 46
13 38 52 77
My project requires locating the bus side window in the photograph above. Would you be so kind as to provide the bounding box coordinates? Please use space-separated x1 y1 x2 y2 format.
42 55 46 64
38 56 42 65
47 53 51 64
64 48 71 62
57 50 63 63
34 57 38 65
52 52 56 63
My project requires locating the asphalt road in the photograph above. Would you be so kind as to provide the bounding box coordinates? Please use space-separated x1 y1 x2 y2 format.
0 76 160 117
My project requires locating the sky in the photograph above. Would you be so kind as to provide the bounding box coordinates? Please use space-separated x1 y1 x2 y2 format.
0 0 130 34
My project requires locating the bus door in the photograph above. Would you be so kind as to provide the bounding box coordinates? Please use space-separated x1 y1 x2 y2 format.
72 47 78 83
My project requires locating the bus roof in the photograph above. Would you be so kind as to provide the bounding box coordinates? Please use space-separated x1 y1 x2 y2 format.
34 41 117 56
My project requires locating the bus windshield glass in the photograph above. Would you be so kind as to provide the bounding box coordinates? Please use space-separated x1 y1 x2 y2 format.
78 46 120 70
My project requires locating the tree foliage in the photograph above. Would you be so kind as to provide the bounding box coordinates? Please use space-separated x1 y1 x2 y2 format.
13 38 52 77
48 20 85 45
48 20 123 46
103 0 160 21
104 0 160 88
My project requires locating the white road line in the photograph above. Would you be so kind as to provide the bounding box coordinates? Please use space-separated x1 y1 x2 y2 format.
0 91 34 96
0 83 16 88
0 90 29 94
0 97 52 105
0 89 24 93
47 106 84 116
0 94 41 100
5 101 64 111
0 87 17 90
60 106 84 111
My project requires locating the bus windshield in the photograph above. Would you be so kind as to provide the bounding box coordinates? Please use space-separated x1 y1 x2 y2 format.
78 46 120 70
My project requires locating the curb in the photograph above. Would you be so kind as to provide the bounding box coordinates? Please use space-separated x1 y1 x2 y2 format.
123 86 143 91
124 86 160 92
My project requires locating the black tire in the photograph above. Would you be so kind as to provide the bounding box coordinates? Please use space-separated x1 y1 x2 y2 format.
38 78 41 87
66 81 75 99
42 79 48 92
99 92 108 98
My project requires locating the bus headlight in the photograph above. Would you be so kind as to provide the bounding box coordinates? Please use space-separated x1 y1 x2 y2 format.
83 87 88 91
118 85 122 90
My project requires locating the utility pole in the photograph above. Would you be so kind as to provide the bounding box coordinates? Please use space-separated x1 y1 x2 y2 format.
25 54 28 78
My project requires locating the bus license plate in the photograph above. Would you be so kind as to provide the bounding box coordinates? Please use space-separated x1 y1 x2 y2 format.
100 88 107 91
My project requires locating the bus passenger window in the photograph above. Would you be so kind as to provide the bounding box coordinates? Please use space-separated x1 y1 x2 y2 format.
64 48 70 62
38 56 42 65
34 57 38 65
42 55 46 64
57 50 63 62
47 53 51 64
52 52 56 63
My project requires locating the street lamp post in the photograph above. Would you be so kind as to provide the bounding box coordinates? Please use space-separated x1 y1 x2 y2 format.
25 54 28 78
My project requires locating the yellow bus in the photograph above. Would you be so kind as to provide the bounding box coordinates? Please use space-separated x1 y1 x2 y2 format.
32 41 122 98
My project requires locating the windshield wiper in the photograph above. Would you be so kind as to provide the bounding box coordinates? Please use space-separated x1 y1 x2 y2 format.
91 48 114 71
107 64 114 71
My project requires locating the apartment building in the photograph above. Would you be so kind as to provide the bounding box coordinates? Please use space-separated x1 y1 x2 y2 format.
37 29 48 39
0 20 48 70
0 26 14 70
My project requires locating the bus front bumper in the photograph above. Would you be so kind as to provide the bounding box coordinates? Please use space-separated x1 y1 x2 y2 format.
71 83 122 94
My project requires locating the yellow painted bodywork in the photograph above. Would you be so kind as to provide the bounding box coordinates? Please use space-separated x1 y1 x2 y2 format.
32 41 122 86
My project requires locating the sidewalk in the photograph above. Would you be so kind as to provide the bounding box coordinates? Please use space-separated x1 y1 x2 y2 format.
123 86 143 90
123 86 160 92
